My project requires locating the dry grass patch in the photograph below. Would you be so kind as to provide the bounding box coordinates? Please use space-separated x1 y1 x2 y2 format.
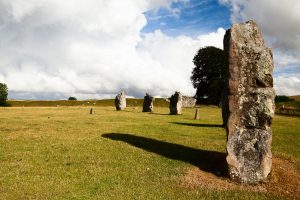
182 157 300 199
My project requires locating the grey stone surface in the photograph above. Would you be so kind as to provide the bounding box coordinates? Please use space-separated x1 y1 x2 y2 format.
222 20 275 184
169 91 182 115
115 91 126 111
182 96 197 108
143 93 155 112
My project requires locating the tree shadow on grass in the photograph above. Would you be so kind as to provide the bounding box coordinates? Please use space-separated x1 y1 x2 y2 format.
102 133 227 177
172 122 224 128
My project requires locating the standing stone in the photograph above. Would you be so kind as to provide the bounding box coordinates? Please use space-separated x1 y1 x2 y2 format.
115 91 126 111
143 93 155 112
194 109 200 119
169 91 182 115
182 96 197 108
222 20 275 184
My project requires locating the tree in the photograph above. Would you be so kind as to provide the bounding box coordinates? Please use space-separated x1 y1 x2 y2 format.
275 95 294 103
0 83 8 106
191 46 226 105
68 96 77 100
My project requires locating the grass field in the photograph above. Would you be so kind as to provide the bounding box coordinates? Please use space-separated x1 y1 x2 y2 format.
0 105 299 199
6 98 169 107
290 95 300 102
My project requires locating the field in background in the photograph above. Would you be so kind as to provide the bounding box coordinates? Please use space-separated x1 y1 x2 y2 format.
290 95 300 102
276 101 300 116
0 106 299 199
7 98 169 107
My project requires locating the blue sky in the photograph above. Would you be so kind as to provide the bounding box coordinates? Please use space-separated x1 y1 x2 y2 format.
143 0 300 96
143 0 231 37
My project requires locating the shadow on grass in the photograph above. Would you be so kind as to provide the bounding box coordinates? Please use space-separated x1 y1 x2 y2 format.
102 133 227 177
172 122 223 128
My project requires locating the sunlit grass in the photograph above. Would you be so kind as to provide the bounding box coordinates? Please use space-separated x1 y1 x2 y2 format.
0 106 299 199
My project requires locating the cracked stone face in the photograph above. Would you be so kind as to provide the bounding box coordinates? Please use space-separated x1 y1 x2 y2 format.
222 20 275 184
115 91 126 111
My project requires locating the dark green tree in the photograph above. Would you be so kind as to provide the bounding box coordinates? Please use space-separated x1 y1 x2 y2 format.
191 46 226 105
275 95 294 103
68 96 77 100
0 83 8 106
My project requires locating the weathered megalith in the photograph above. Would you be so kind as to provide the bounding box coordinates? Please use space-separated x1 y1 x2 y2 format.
115 91 126 111
170 91 182 115
222 20 275 184
182 96 197 108
143 93 155 112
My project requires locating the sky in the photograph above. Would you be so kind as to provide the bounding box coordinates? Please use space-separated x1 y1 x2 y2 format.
0 0 299 100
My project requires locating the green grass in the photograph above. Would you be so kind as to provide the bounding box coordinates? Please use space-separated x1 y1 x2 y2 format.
276 101 300 116
0 106 299 199
6 98 169 107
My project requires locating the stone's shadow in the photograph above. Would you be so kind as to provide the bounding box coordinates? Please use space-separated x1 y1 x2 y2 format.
102 133 227 177
172 122 223 128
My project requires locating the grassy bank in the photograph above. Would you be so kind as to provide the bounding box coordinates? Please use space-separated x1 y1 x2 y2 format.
6 98 169 107
276 101 300 116
0 106 299 199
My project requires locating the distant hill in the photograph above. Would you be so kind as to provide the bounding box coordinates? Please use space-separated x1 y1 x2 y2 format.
290 95 300 102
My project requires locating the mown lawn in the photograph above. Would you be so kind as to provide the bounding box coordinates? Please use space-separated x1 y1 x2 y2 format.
0 106 299 199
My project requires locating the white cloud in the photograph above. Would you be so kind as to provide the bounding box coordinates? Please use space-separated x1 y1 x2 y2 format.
219 0 300 55
197 28 225 49
275 76 300 96
0 0 225 100
220 0 300 95
148 0 189 10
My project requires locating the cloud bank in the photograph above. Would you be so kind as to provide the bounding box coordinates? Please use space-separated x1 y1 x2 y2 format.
0 0 225 100
0 0 298 100
220 0 300 95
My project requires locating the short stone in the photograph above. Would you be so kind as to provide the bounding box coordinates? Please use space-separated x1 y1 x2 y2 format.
194 108 200 119
143 93 155 112
182 96 196 108
170 91 183 115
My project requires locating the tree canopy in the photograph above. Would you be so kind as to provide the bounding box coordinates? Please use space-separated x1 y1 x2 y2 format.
191 46 226 105
0 83 8 106
68 96 77 100
275 95 294 103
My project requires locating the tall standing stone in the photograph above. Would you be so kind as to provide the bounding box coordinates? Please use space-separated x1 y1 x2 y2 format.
222 20 275 184
115 91 126 111
143 93 155 112
170 91 182 115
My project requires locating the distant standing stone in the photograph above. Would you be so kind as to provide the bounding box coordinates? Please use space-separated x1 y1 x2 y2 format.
194 109 200 119
143 93 155 112
115 91 126 111
222 20 275 184
169 91 182 115
182 96 196 108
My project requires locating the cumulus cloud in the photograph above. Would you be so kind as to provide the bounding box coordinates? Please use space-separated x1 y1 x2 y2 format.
275 76 300 96
0 0 225 100
220 0 300 95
